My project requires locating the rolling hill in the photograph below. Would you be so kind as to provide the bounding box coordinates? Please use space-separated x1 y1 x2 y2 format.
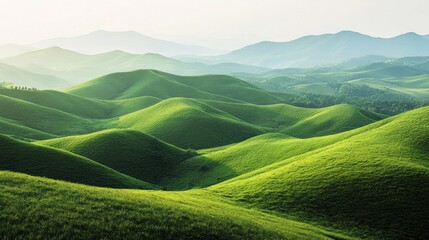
0 69 386 149
0 47 268 88
66 69 282 104
0 61 427 240
0 171 350 240
210 106 429 239
240 58 429 107
117 98 265 149
0 134 155 189
38 129 193 184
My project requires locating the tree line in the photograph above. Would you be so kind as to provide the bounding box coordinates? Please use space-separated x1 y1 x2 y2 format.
0 81 38 91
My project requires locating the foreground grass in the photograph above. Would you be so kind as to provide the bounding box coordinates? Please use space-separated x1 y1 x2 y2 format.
0 134 155 189
0 171 351 240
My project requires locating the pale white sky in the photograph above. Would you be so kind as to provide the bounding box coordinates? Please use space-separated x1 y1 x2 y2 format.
0 0 428 47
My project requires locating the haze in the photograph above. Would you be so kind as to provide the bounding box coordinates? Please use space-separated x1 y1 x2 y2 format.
0 0 428 49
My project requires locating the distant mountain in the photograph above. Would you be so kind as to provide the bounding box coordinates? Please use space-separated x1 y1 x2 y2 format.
0 47 268 88
0 44 36 58
0 63 68 90
209 31 429 68
33 30 218 56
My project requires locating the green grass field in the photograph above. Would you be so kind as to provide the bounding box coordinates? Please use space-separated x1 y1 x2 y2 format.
1 69 428 239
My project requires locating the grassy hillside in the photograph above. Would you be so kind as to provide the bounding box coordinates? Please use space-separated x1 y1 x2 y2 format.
66 69 281 104
210 106 429 239
0 117 56 140
0 94 99 136
118 98 265 149
38 129 193 184
161 123 382 189
0 88 111 118
66 69 240 102
281 104 385 137
0 134 155 189
0 171 350 240
201 101 384 137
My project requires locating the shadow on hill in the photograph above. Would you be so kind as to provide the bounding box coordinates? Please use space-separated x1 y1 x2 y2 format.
160 155 239 190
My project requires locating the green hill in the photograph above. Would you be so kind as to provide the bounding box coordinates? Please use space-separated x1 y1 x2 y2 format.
108 96 162 116
0 171 350 240
66 69 239 102
160 124 380 190
281 104 385 137
0 117 56 140
0 134 155 189
210 106 429 239
0 88 111 118
0 70 385 148
0 94 99 136
117 98 265 149
201 101 384 137
38 129 193 184
66 69 281 104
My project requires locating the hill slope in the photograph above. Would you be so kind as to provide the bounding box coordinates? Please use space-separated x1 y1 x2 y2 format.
210 106 429 239
0 94 98 136
117 98 265 149
38 129 193 184
0 134 155 189
0 171 350 240
66 69 282 104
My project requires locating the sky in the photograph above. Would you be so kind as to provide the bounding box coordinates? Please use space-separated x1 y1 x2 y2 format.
0 0 428 49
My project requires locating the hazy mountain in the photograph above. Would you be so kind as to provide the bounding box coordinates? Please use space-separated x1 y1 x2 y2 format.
0 47 268 88
32 30 218 56
0 44 36 58
0 63 69 89
208 31 429 68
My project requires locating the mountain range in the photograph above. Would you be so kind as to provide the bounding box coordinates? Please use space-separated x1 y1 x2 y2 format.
32 30 219 56
185 31 429 68
0 47 268 89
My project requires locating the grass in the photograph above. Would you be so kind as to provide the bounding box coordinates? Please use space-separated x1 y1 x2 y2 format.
38 129 194 184
0 88 111 118
1 68 427 239
0 171 352 240
117 97 265 149
66 69 282 104
66 70 242 102
0 134 155 189
0 94 101 136
0 117 56 140
209 106 429 239
0 69 385 149
201 100 385 137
